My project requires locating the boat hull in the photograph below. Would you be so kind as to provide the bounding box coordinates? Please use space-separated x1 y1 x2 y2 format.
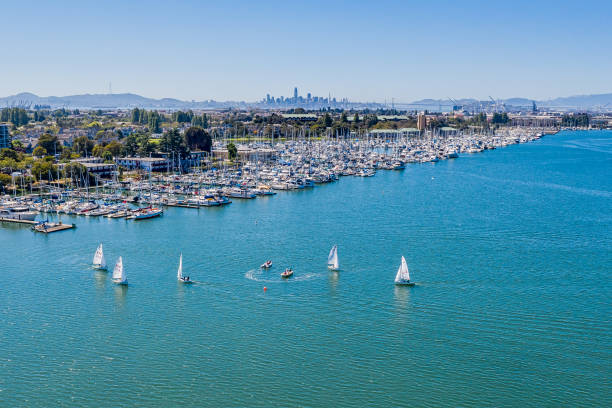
395 281 415 286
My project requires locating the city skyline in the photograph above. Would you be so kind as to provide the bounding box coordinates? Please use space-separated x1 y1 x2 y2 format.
1 0 611 102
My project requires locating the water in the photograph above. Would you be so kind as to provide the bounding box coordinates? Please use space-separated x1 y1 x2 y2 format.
1 130 611 407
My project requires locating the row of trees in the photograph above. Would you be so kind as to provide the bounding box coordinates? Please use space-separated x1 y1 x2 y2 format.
561 113 589 127
1 108 30 126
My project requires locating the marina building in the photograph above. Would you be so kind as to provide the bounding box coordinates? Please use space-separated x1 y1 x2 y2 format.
417 114 427 131
60 158 117 178
116 157 170 172
213 147 277 162
0 124 11 149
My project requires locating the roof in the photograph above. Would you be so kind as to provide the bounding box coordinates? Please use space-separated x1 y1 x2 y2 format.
281 114 318 119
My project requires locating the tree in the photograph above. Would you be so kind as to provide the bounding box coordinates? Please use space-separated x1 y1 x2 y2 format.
73 136 95 157
33 146 48 157
124 134 139 156
0 148 18 161
63 162 87 183
160 128 189 157
102 150 113 162
92 144 105 157
323 113 333 127
37 134 62 154
11 140 25 152
184 126 212 152
148 111 161 133
137 134 154 156
227 142 237 161
59 147 73 162
31 159 58 181
104 140 124 157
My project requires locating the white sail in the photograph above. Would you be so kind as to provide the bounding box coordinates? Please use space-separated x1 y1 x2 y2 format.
177 254 183 280
327 245 339 270
395 256 410 283
112 256 126 283
93 244 106 269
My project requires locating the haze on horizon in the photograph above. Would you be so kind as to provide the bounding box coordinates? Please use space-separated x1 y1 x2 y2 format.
2 0 611 103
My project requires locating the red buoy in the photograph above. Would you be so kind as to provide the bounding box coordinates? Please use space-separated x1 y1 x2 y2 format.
263 286 267 292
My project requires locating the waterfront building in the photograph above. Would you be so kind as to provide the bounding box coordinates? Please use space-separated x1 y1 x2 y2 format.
61 158 116 178
0 123 11 149
116 157 170 172
417 113 427 131
212 147 277 162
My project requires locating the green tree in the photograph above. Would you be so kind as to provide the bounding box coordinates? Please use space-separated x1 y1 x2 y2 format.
102 150 113 162
104 140 124 157
160 128 189 156
37 134 62 154
92 144 105 157
0 148 19 161
31 159 59 181
227 142 237 161
124 134 139 156
33 146 48 157
184 126 212 152
137 134 155 156
63 162 88 183
323 113 332 127
73 136 95 157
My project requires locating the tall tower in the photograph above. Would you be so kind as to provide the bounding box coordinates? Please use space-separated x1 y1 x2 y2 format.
293 87 298 100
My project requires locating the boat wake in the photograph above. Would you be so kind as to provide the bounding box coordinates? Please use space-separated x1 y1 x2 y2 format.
245 269 320 282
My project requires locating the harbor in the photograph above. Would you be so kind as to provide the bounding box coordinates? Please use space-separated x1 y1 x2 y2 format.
1 126 549 221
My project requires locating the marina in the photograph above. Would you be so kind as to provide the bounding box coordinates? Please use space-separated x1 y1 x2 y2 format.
1 127 548 221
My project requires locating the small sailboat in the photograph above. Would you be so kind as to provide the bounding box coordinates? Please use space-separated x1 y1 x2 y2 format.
394 256 415 286
281 268 293 278
177 254 192 284
327 245 339 270
261 260 272 269
112 256 128 285
92 243 107 270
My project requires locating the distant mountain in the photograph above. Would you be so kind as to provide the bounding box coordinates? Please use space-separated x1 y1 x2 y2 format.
410 93 612 109
539 93 612 108
0 92 235 109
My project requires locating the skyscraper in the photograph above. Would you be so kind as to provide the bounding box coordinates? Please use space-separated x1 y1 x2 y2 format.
293 87 298 100
0 124 11 149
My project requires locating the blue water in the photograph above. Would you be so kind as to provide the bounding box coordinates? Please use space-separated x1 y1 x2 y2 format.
1 130 610 407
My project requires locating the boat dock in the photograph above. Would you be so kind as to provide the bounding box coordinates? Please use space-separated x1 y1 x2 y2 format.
32 222 76 233
0 217 37 225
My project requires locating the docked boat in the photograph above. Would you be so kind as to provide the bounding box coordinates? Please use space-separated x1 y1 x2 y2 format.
92 243 107 270
0 205 37 221
177 254 192 284
112 256 128 285
327 245 339 270
281 268 293 278
131 207 163 220
261 260 272 269
394 256 415 286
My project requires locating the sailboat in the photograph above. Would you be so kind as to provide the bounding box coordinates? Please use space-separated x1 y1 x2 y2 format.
92 243 107 270
327 245 339 270
394 256 415 286
177 253 192 284
112 256 128 285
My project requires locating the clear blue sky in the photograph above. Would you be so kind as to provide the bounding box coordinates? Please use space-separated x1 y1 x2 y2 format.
1 0 611 102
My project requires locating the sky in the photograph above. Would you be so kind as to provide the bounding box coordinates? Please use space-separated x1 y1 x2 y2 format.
1 0 611 102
